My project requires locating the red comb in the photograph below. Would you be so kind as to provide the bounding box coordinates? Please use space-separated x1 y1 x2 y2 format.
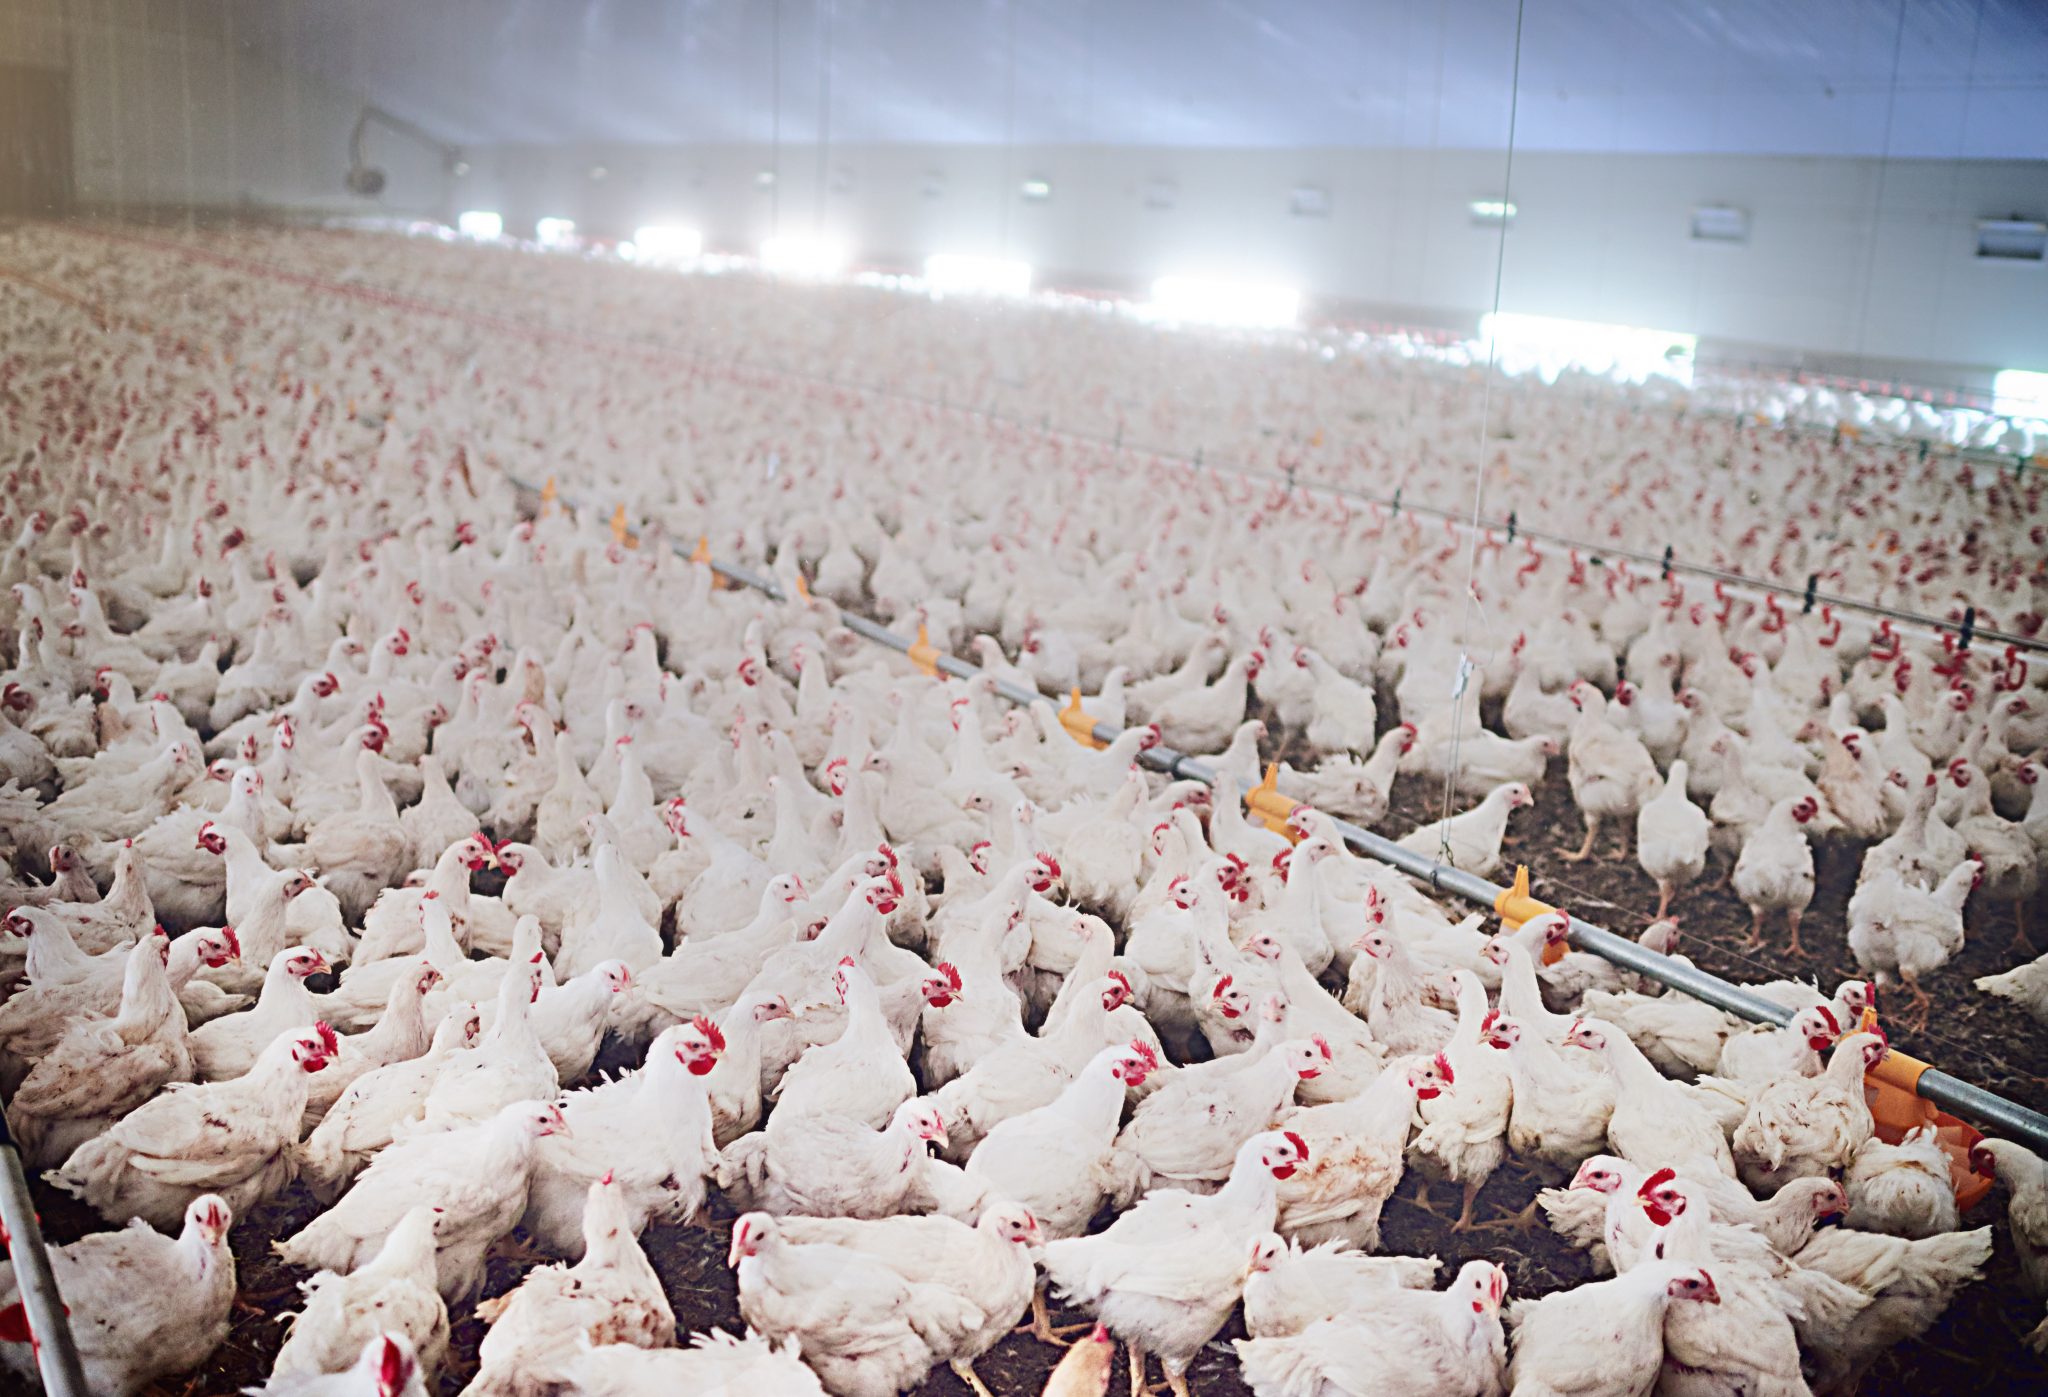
1814 1005 1840 1037
1639 1166 1677 1197
1128 1039 1160 1069
1282 1129 1309 1161
314 1021 339 1056
691 1015 727 1054
936 962 963 991
1433 1051 1455 1085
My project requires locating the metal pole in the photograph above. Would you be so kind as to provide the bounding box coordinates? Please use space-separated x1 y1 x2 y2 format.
0 1114 88 1397
518 478 2048 1155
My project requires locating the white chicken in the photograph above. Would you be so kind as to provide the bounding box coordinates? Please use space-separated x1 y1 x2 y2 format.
50 1023 335 1228
270 1205 449 1385
0 1194 236 1397
1040 1129 1308 1397
1233 1259 1507 1397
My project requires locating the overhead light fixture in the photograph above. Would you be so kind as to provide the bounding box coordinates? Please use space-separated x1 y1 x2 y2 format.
760 234 848 277
1147 275 1300 329
588 164 609 182
1469 199 1517 226
1290 185 1331 219
923 253 1033 297
1977 218 2046 262
1994 368 2048 420
456 210 503 240
1478 311 1696 385
535 217 577 247
1691 205 1749 243
1019 178 1052 201
756 169 778 188
634 224 704 262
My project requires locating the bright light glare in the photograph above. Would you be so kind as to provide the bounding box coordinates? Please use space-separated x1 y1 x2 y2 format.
634 225 704 262
1994 369 2048 421
1470 200 1517 221
760 234 848 278
456 210 503 240
1148 276 1300 329
923 253 1033 297
1479 311 1696 386
1020 178 1052 200
535 217 576 247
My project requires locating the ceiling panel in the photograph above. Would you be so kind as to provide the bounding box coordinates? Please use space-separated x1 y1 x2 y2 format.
218 0 2048 158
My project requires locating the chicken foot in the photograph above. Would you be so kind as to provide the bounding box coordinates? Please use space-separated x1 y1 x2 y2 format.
1654 879 1675 921
1783 908 1806 958
1560 817 1600 863
1473 1195 1546 1236
1741 907 1768 952
1895 973 1933 1034
950 1358 999 1397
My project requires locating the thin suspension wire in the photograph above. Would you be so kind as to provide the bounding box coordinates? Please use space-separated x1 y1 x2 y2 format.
769 0 782 233
1437 0 1527 862
815 0 832 234
1848 0 1910 364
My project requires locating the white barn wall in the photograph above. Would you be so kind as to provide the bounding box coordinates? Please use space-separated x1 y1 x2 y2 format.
468 141 2048 380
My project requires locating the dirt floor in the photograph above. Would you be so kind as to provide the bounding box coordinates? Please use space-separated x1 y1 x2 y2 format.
20 690 2040 1396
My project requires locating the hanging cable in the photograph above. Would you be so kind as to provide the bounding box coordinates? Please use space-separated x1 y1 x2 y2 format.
1436 0 1526 865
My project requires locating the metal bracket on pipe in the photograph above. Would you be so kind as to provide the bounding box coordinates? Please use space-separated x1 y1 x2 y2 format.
507 474 2048 1155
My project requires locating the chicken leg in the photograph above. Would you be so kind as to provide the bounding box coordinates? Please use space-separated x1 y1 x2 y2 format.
1019 1282 1093 1345
1560 816 1599 863
1449 1179 1485 1233
2012 900 2034 959
1475 1196 1546 1235
1783 908 1806 958
1654 879 1674 921
951 1358 998 1397
1742 907 1768 952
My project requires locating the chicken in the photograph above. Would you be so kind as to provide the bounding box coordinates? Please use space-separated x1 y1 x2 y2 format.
1635 758 1711 919
0 1194 235 1397
1970 1137 2048 1349
772 1203 1043 1397
299 1004 485 1202
1239 1233 1440 1337
270 1205 449 1385
562 1329 826 1395
1393 781 1532 879
1562 1017 1734 1179
1562 681 1663 861
960 1042 1155 1342
1843 1125 1960 1239
1408 970 1513 1230
1730 795 1821 953
465 1174 675 1396
1847 860 1978 1029
1148 652 1257 753
1038 1323 1115 1397
49 1023 334 1228
1733 1031 1886 1193
1504 1261 1720 1397
412 960 558 1132
1793 1224 1993 1393
1975 951 2048 1025
1040 1129 1308 1397
1116 1031 1326 1194
247 1334 429 1397
771 957 916 1128
8 936 193 1169
718 1097 951 1220
277 1100 569 1304
729 1209 979 1397
190 943 329 1080
1490 1015 1615 1175
1233 1259 1507 1397
523 1018 724 1257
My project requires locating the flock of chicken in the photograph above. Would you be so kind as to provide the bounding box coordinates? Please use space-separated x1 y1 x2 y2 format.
0 220 2043 1397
